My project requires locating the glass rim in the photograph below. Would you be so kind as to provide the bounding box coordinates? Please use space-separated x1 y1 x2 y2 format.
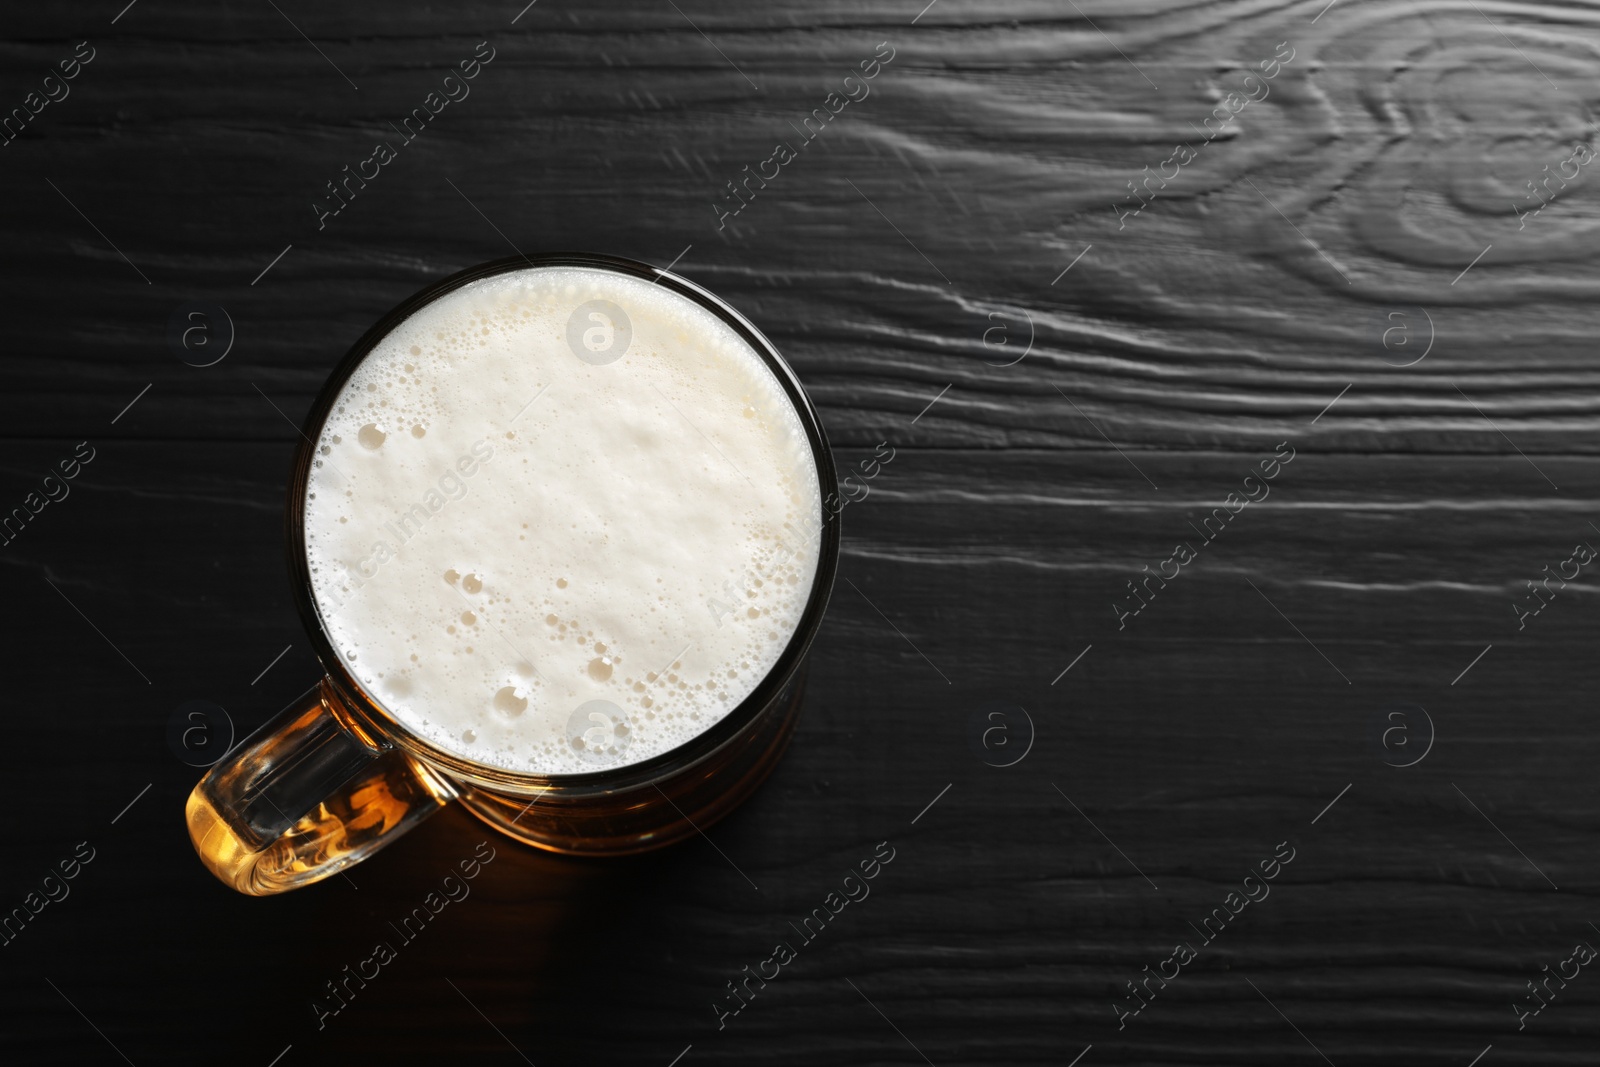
284 252 842 791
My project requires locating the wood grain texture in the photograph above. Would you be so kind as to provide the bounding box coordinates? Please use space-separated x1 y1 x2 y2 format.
2 1 1599 1065
6 0 1597 451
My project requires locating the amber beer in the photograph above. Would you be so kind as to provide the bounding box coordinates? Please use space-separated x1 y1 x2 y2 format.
186 255 839 894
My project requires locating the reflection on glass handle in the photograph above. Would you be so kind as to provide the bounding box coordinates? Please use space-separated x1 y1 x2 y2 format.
185 679 455 896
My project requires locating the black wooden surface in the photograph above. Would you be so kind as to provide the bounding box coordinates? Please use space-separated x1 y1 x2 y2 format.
4 1 1599 1064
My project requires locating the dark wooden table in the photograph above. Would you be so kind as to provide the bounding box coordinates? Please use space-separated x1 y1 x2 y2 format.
4 1 1597 1063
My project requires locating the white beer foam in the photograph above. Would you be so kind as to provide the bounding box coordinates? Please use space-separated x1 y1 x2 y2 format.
303 266 822 775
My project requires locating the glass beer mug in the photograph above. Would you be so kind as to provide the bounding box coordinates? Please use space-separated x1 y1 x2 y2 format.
186 254 840 895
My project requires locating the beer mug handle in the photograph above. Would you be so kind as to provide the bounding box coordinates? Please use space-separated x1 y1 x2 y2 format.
185 679 456 895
